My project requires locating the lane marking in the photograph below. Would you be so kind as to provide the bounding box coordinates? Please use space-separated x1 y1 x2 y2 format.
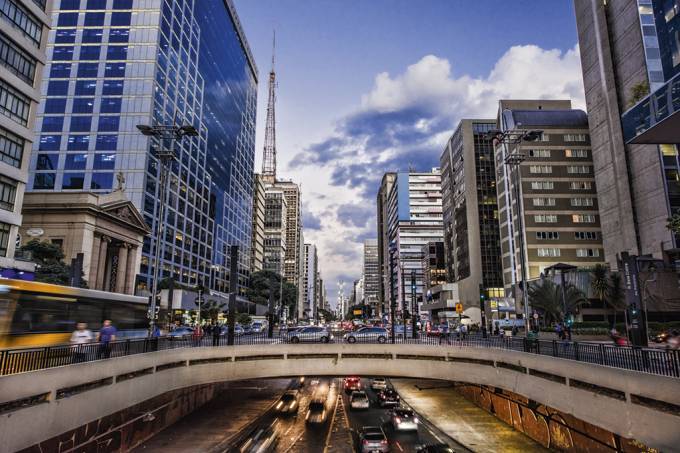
395 441 404 452
322 380 341 453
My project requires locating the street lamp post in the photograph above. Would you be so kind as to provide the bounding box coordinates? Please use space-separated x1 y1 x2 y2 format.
136 122 198 335
486 128 543 333
389 241 397 344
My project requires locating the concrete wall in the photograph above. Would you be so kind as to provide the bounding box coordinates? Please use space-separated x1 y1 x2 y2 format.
1 344 679 452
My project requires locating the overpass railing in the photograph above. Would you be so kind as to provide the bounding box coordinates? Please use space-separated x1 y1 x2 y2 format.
1 332 678 378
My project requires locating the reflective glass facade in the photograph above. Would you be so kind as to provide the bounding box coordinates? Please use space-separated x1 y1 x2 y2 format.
29 0 257 294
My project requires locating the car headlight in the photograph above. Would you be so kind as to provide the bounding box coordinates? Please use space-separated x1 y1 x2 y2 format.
414 417 419 423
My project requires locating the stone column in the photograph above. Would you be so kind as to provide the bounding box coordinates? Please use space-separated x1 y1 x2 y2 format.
124 244 136 294
95 236 109 290
115 243 130 293
89 234 102 285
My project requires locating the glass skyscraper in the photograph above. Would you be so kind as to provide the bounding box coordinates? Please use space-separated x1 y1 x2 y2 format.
29 0 257 294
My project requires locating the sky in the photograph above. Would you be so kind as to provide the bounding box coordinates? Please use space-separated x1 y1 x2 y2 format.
233 0 586 307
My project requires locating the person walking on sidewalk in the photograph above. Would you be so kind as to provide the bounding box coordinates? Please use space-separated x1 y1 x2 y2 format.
97 320 117 359
70 322 93 363
438 321 450 345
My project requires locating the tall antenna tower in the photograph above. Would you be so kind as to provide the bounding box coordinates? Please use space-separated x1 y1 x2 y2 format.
261 31 277 183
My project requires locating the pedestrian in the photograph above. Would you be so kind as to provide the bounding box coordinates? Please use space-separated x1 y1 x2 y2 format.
438 321 450 345
494 322 500 336
212 322 220 346
192 324 203 347
97 320 117 359
70 322 93 363
149 324 161 351
460 323 468 341
668 330 680 350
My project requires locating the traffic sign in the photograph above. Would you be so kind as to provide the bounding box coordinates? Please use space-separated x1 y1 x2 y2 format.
455 303 463 314
533 313 539 319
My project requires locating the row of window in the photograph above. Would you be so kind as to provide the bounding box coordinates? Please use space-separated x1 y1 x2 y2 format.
536 248 600 258
33 171 113 190
0 78 30 126
39 133 117 151
529 181 593 190
0 126 23 168
41 115 119 133
48 79 124 96
56 28 129 44
50 62 125 78
36 152 115 170
534 214 597 223
0 32 37 84
59 0 133 10
528 149 590 158
535 231 599 240
529 165 592 174
0 0 43 46
53 45 128 61
57 11 131 28
0 176 16 211
0 221 10 257
45 97 121 114
532 197 594 206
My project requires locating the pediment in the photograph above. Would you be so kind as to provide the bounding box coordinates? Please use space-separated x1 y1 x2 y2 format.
100 200 151 233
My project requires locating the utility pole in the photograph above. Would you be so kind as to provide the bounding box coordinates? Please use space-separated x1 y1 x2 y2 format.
268 275 275 338
411 270 417 339
227 246 238 346
389 241 397 344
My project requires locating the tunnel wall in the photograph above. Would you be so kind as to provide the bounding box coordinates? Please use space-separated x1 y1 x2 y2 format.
1 344 679 452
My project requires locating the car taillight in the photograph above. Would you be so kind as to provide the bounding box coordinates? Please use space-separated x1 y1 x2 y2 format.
362 439 369 445
394 417 401 424
381 439 388 444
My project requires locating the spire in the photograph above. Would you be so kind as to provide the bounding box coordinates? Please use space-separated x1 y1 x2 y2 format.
262 31 277 183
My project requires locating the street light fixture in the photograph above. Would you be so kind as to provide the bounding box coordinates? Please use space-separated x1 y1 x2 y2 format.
486 128 543 332
136 121 200 335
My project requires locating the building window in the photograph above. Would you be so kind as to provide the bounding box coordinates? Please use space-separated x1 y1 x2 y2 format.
64 153 87 170
66 135 89 151
84 12 105 26
79 46 101 61
536 231 559 240
531 181 554 190
564 133 587 142
0 79 30 125
576 248 600 258
0 177 17 211
33 173 54 189
50 63 71 78
36 153 58 170
532 197 556 206
0 221 10 257
55 29 76 43
113 0 133 8
82 29 103 43
569 181 592 190
75 80 97 95
72 98 94 113
109 29 129 43
0 126 24 168
57 12 78 27
0 33 37 84
528 149 551 158
44 98 67 113
565 149 588 158
572 214 596 223
47 80 69 96
102 80 123 95
41 116 64 132
62 173 85 190
98 116 119 132
534 214 558 223
104 62 125 77
1 0 43 45
38 135 60 151
106 45 127 60
95 134 117 150
529 165 552 173
91 172 113 190
100 97 121 113
537 248 561 257
570 197 594 207
52 46 74 61
77 62 99 78
575 231 598 240
70 116 92 132
87 0 107 8
567 165 590 174
538 133 550 142
111 12 131 26
93 153 115 169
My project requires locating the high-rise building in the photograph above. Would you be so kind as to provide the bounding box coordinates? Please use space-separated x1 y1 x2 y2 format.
267 180 302 286
494 100 605 310
574 0 680 264
421 241 447 294
263 188 286 274
0 0 50 278
250 173 265 273
440 119 504 323
362 238 380 315
383 169 443 315
302 243 317 320
376 172 396 315
29 0 257 296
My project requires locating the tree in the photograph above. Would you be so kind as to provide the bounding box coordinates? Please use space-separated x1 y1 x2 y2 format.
318 308 336 322
236 312 252 325
247 270 298 319
528 278 588 325
18 240 88 287
194 298 226 322
590 264 609 321
667 211 680 235
628 80 649 107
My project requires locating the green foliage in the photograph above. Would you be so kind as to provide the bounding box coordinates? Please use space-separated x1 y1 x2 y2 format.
667 211 680 234
236 313 252 325
318 308 336 322
590 264 609 303
158 277 193 291
247 270 297 316
18 240 88 288
194 298 226 322
528 278 588 324
628 80 649 107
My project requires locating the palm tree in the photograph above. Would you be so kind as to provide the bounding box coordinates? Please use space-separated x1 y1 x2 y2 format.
590 264 609 321
528 278 589 325
608 273 626 328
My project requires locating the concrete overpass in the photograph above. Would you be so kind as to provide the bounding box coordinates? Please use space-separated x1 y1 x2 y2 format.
1 343 679 452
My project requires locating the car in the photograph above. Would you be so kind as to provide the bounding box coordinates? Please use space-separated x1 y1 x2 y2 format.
358 426 389 453
240 420 280 453
305 398 327 424
390 408 419 431
288 326 333 343
376 388 400 408
344 327 389 343
251 322 266 334
242 324 253 335
343 376 361 393
416 444 455 453
220 325 244 336
394 325 414 338
167 326 194 340
275 390 299 414
371 377 388 391
350 391 370 410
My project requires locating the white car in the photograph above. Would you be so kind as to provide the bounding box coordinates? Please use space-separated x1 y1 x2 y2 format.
350 390 370 410
390 408 419 431
371 377 387 390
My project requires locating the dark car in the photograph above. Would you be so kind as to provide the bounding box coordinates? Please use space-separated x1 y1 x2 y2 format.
167 326 193 340
275 390 299 414
416 444 455 453
358 426 389 453
377 388 400 408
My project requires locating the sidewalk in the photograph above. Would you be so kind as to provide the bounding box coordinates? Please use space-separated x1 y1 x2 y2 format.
391 379 548 453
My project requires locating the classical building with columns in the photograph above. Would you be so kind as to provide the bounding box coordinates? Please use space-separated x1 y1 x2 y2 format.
19 190 150 295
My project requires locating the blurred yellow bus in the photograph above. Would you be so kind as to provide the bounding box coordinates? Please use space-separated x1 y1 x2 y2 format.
0 279 148 348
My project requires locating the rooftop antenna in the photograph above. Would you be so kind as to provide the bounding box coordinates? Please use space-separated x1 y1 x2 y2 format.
261 30 277 183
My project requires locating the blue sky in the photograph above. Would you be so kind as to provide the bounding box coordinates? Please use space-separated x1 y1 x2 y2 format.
233 0 584 306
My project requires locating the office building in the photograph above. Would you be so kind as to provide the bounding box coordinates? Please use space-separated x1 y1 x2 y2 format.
29 0 257 296
440 119 504 323
494 100 605 310
0 0 50 278
362 238 380 315
383 169 443 315
263 188 286 274
574 0 679 264
250 173 265 273
376 172 396 315
302 243 317 320
421 241 447 294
